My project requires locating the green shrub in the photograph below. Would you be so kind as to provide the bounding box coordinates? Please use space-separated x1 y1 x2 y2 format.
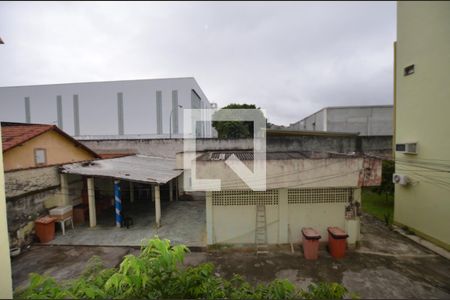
15 237 355 299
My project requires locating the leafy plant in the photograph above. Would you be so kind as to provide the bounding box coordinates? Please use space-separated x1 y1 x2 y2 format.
15 237 355 299
300 282 351 300
371 160 395 202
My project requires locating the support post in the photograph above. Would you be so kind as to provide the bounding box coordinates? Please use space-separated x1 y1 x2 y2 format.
169 181 173 202
87 177 96 227
60 173 70 206
114 180 122 228
345 188 362 245
151 185 154 202
0 128 13 298
155 185 161 227
175 178 179 201
206 191 213 245
129 181 134 203
278 189 289 244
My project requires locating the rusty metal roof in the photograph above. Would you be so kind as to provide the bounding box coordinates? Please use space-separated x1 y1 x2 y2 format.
196 151 360 161
61 155 182 184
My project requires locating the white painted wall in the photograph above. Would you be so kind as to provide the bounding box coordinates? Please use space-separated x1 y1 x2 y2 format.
0 77 215 137
191 157 374 190
207 188 361 245
290 106 393 136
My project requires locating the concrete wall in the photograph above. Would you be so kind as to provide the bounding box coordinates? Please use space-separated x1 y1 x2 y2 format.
3 129 96 171
394 2 450 250
210 203 279 244
4 166 63 248
267 136 356 154
80 135 392 159
191 157 381 191
327 106 393 136
6 188 59 248
0 128 13 298
4 166 60 198
206 188 361 245
0 78 214 137
290 109 326 131
289 106 393 136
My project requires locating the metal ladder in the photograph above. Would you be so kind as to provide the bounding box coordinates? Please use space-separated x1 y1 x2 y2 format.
255 204 268 254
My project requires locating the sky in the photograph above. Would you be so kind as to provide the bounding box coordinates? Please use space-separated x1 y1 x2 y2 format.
0 1 396 126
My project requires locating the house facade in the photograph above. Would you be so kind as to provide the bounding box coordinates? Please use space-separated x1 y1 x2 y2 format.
2 122 97 171
1 122 99 248
394 2 450 250
0 77 216 138
289 105 393 136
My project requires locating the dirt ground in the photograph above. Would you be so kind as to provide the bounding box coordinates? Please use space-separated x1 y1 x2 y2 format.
12 214 450 299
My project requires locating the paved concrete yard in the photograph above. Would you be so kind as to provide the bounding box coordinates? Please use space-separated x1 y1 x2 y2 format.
183 214 450 299
12 214 450 298
12 245 133 289
49 200 206 247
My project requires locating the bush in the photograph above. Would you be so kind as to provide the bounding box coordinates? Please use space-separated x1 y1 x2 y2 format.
15 237 355 299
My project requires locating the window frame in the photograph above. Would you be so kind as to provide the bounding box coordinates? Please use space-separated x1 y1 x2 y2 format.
34 148 47 166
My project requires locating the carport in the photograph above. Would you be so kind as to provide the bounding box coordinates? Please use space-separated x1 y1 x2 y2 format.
60 155 182 228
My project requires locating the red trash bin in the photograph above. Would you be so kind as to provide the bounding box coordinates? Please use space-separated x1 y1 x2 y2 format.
327 227 349 259
35 216 56 243
302 227 321 260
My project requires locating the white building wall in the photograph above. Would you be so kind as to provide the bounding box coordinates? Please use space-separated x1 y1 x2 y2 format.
207 188 361 245
327 106 393 136
0 77 215 137
289 106 393 136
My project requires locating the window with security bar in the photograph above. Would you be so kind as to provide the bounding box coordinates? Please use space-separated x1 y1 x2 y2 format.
212 190 278 206
288 188 353 204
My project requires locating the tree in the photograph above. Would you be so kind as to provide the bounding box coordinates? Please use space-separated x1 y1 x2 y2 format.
212 103 266 139
371 160 395 202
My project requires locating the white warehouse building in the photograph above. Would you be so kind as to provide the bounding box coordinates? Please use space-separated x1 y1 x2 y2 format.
0 77 216 138
289 105 393 136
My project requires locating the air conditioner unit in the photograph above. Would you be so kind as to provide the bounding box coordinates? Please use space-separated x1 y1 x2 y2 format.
393 173 410 186
396 142 417 154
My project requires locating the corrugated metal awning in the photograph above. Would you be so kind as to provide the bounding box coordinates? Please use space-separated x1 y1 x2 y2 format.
61 155 182 184
196 151 360 161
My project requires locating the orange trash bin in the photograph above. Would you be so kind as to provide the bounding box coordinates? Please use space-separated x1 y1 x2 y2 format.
35 216 56 243
302 227 321 260
327 227 349 259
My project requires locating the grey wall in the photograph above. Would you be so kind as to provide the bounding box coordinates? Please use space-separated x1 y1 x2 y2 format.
290 110 325 131
5 166 61 249
290 106 393 136
327 106 392 136
7 188 59 248
79 135 392 159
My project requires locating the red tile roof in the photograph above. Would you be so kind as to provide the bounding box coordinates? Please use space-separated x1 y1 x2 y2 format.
1 123 54 152
1 122 99 158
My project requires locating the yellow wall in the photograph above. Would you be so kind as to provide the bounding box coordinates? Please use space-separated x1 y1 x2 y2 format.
395 1 450 249
3 129 96 171
0 129 13 298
